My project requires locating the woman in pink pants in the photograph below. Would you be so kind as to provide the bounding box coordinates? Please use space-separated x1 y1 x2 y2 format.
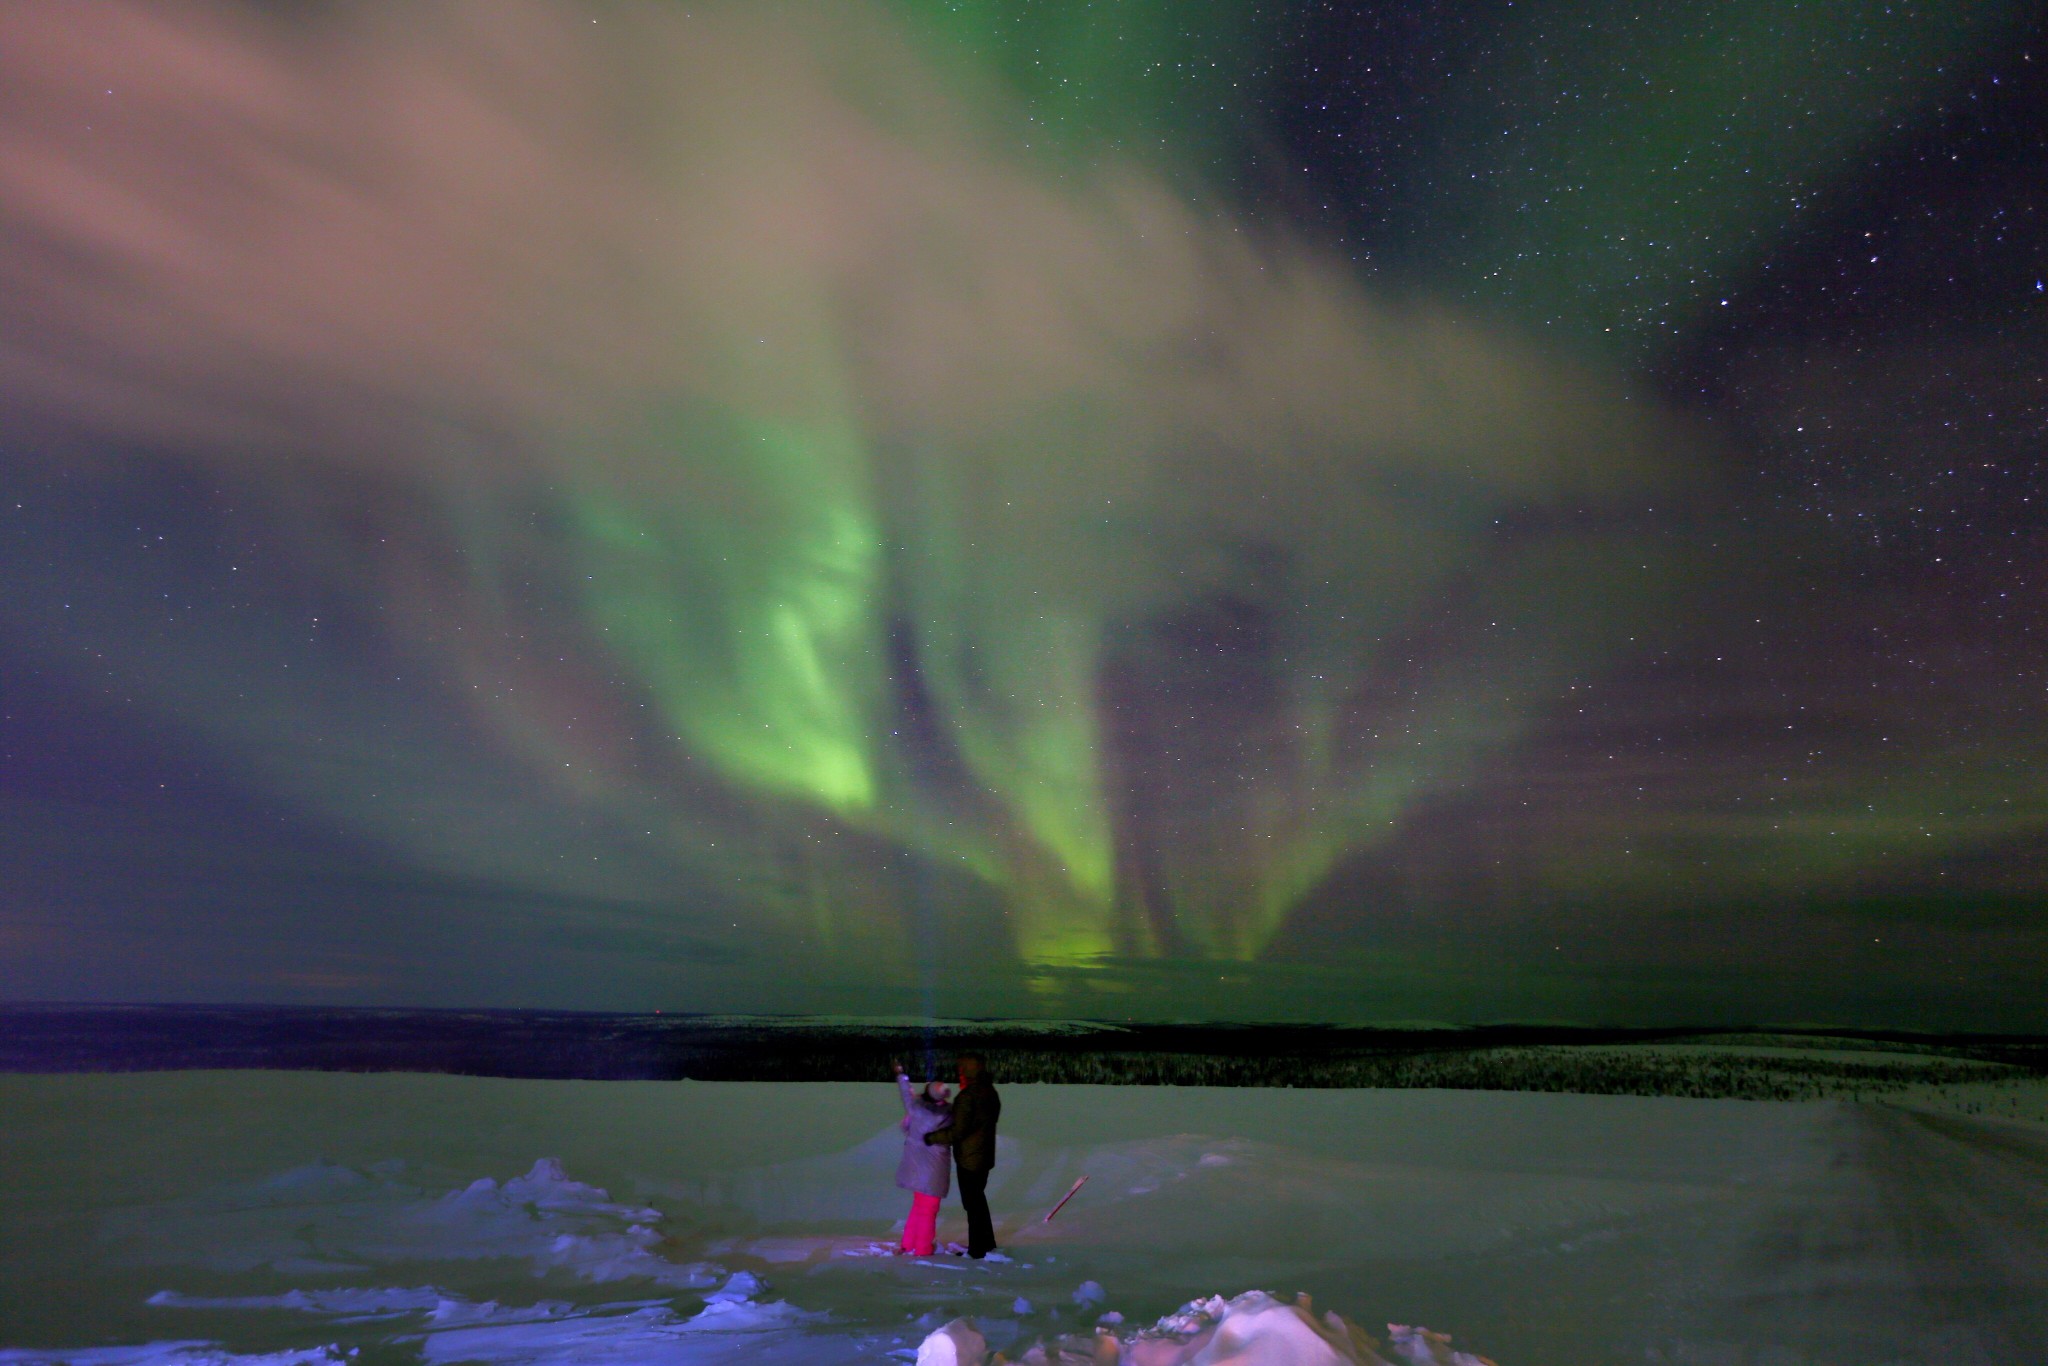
891 1059 952 1255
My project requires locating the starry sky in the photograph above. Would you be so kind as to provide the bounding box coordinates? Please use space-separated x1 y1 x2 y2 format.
1 0 2043 1027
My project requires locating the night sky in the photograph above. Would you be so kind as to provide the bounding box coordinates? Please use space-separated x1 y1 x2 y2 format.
1 1 2043 1027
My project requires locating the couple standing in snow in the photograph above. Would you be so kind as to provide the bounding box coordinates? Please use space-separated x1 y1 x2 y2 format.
891 1052 1001 1259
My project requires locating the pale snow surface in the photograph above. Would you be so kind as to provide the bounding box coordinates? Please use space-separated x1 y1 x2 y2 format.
20 1148 1489 1366
5 1075 2047 1364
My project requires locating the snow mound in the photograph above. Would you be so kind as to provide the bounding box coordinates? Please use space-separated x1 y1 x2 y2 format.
104 1158 719 1288
1125 1292 1364 1366
430 1159 709 1285
962 1292 1501 1366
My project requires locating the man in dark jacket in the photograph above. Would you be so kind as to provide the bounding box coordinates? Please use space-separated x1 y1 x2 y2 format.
924 1052 1001 1257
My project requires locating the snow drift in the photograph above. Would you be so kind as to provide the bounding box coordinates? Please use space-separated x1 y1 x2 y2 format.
913 1291 1498 1366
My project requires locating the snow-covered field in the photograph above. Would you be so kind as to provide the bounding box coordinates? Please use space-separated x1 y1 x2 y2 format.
2 1073 2045 1364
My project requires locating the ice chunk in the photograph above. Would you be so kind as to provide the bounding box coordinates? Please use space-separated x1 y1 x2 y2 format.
704 1270 767 1303
1073 1281 1107 1307
424 1299 576 1327
680 1298 816 1332
835 1241 902 1258
1151 1296 1230 1337
915 1318 987 1366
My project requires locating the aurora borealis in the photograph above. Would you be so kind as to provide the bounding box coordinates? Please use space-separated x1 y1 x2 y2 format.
1 1 2043 1026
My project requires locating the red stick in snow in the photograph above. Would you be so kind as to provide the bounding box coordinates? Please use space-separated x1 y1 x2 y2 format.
1043 1175 1088 1223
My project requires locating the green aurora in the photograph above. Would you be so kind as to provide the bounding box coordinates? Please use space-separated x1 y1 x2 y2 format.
0 0 2042 1023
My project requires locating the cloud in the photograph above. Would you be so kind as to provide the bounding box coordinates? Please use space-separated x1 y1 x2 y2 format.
0 1 1697 975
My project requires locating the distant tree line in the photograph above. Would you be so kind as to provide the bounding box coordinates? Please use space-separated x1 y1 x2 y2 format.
0 1005 2037 1099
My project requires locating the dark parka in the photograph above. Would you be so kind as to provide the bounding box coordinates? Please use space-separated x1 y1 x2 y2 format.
923 1077 1001 1172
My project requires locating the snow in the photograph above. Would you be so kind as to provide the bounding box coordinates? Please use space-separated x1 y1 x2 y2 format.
4 1071 2046 1364
413 1295 828 1366
112 1281 840 1366
700 1271 766 1303
0 1351 344 1366
97 1154 719 1288
144 1287 448 1320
